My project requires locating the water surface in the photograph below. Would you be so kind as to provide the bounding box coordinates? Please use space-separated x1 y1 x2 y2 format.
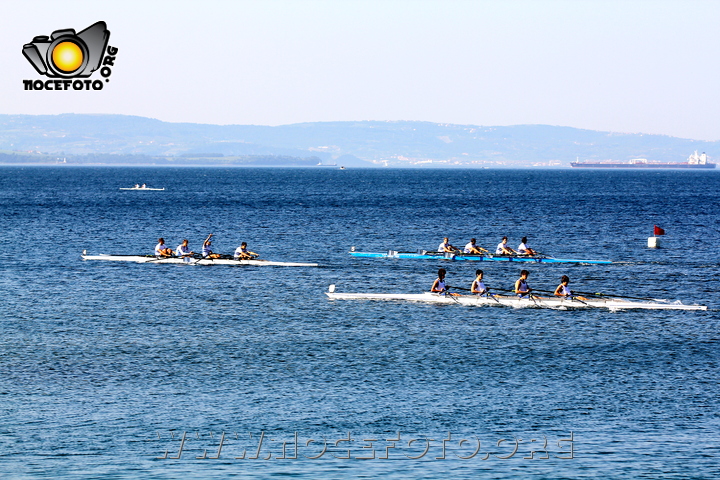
0 167 718 479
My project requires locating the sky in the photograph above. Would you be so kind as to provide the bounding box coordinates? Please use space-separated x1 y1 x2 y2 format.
1 0 719 141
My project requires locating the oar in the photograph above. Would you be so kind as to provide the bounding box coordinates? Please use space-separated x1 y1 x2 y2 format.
448 285 471 292
464 287 504 303
531 288 589 305
569 290 667 302
477 287 501 303
490 286 542 304
450 284 496 297
193 253 213 264
493 285 540 301
444 286 463 303
567 296 589 306
463 248 490 256
147 254 175 263
491 286 518 294
528 292 548 307
487 290 503 303
531 288 556 294
533 287 583 297
235 253 261 261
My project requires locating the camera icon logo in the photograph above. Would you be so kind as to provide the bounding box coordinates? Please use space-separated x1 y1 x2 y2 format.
22 21 110 78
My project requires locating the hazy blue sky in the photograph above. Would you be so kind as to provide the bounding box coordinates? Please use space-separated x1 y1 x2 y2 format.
2 0 719 140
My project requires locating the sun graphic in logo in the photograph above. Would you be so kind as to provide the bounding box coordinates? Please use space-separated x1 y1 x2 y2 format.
51 41 84 73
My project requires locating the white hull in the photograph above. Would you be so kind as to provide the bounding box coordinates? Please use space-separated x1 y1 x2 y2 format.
325 291 706 311
82 254 318 267
119 187 165 191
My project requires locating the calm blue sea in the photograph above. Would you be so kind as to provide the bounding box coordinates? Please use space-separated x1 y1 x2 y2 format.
0 167 718 479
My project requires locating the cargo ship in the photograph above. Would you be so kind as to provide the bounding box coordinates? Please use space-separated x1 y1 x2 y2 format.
570 151 715 169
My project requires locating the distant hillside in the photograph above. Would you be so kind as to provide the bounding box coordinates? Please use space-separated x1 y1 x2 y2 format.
0 114 717 167
0 152 322 166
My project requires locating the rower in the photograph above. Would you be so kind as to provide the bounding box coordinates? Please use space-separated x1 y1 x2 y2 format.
155 238 174 257
514 269 532 298
471 269 488 295
431 268 448 293
554 275 586 300
176 239 194 258
141 183 146 188
202 234 222 259
438 237 458 253
517 236 537 256
134 184 140 188
496 236 516 255
464 238 488 254
234 242 258 259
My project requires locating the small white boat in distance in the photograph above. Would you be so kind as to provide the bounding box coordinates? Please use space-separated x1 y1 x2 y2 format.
120 184 165 191
325 285 707 311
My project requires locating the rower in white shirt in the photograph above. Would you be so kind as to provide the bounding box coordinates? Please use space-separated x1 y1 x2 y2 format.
495 236 516 255
554 275 587 300
464 238 488 254
234 242 259 259
176 239 194 258
431 268 448 292
517 236 537 256
471 269 488 295
155 238 173 257
438 237 458 253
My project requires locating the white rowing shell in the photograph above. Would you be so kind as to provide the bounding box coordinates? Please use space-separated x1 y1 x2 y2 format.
82 254 318 267
325 290 707 311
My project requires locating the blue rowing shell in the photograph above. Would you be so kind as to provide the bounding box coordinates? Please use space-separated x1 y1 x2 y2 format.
349 251 612 264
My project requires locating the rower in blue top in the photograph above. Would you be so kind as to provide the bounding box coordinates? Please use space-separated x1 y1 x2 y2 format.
514 269 532 298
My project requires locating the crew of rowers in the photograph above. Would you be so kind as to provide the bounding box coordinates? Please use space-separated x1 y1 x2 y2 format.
438 236 537 256
154 234 259 259
431 268 585 299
